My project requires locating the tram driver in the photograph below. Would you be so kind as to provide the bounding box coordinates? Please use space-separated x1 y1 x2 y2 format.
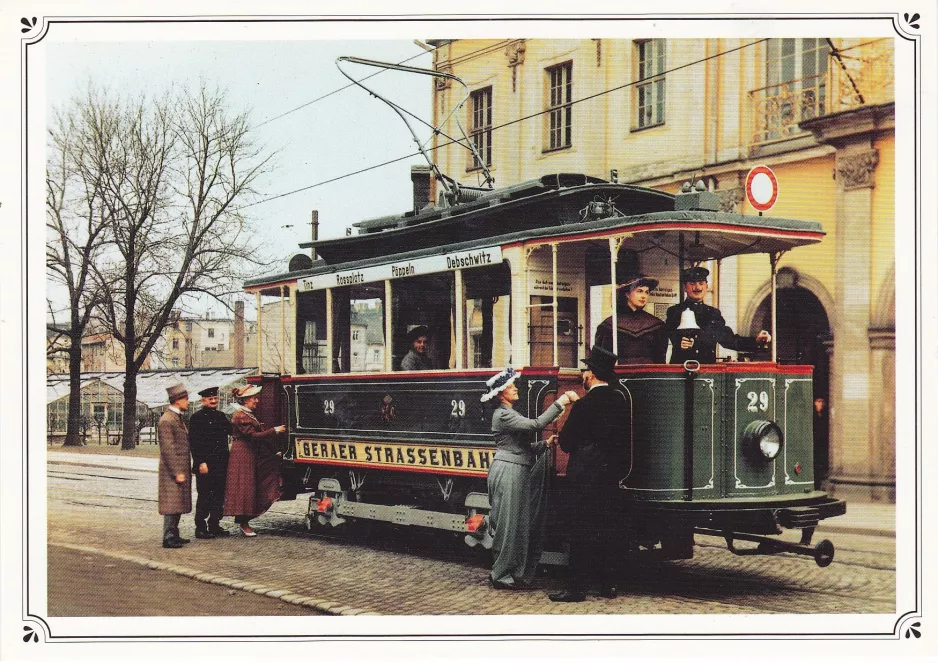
665 266 771 364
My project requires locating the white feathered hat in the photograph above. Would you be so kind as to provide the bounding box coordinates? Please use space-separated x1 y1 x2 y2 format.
480 367 520 403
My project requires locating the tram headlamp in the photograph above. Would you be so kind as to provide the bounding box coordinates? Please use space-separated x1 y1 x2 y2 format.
742 420 784 460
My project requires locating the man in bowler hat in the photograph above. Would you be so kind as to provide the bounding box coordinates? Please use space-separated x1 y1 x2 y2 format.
549 345 631 602
665 266 771 364
158 383 192 548
189 386 231 538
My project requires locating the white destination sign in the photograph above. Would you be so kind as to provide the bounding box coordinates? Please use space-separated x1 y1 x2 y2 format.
299 246 503 292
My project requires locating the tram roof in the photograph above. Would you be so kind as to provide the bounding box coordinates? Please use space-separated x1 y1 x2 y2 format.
246 209 824 290
302 175 676 264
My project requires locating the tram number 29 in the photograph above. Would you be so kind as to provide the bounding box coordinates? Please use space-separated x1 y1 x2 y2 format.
323 399 335 415
746 391 770 412
451 400 466 418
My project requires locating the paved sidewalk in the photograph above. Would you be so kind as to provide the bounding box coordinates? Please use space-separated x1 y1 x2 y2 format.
46 451 897 618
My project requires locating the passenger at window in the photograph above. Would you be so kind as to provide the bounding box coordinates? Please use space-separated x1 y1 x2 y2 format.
594 273 667 364
481 368 579 590
401 325 435 371
665 266 771 364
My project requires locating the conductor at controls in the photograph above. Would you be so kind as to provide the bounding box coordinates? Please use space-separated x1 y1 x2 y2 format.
665 266 771 364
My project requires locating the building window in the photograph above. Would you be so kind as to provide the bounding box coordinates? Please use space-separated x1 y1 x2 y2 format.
217 343 224 351
468 87 493 170
546 62 573 151
208 328 215 338
753 38 830 143
635 39 666 129
352 329 360 341
172 338 179 350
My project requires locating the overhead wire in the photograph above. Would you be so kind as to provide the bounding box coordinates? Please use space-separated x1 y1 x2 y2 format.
237 38 768 211
254 39 516 129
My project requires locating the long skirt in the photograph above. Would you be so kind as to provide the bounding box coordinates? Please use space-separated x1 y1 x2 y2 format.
486 452 550 584
223 440 281 518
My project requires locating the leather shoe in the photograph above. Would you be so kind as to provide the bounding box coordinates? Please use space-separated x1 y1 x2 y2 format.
489 578 519 590
208 527 231 538
548 590 586 603
600 586 618 599
195 530 216 539
174 535 191 544
162 539 185 549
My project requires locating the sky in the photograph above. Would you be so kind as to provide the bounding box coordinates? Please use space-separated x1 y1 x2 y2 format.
44 37 437 316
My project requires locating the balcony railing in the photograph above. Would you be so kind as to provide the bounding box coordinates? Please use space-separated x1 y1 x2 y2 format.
749 39 894 146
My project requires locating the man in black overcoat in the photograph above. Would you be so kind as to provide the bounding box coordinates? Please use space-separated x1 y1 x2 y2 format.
666 266 772 364
549 345 631 602
189 386 231 538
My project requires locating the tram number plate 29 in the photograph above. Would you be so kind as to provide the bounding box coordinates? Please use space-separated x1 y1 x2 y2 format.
746 391 770 412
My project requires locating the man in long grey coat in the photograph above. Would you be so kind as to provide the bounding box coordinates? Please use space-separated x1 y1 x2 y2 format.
158 383 192 549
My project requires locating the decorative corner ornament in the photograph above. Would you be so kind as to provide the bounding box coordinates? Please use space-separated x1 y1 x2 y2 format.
903 12 921 29
835 149 880 190
905 621 922 639
434 65 452 91
22 625 39 643
381 395 396 423
505 40 526 92
20 16 37 33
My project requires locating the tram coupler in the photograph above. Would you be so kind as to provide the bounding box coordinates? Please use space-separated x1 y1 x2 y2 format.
694 527 836 568
308 478 346 528
463 492 493 549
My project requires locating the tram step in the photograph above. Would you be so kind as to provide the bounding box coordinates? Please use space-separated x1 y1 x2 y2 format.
337 500 467 532
776 506 820 529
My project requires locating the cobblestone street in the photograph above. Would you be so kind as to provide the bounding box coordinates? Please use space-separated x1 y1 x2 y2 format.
46 453 896 620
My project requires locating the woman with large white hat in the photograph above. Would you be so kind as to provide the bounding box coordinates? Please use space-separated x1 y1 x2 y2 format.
223 384 286 536
482 368 579 589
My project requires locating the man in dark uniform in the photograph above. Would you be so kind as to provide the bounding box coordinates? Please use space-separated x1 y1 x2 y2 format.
665 266 772 364
188 386 231 538
549 345 631 603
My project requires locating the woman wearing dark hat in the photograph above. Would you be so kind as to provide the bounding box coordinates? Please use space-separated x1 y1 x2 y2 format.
400 325 434 371
223 385 286 536
482 368 579 589
594 274 668 364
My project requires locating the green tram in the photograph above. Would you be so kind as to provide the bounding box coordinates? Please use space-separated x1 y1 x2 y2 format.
245 173 845 568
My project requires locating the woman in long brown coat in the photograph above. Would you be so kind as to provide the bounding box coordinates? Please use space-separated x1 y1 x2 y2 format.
223 385 286 536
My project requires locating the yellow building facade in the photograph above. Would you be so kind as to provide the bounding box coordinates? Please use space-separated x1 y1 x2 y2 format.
430 37 895 502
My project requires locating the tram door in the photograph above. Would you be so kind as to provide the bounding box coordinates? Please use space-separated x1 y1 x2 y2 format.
529 296 578 367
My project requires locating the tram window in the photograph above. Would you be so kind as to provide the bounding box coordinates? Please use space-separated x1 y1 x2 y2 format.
529 296 579 368
332 285 385 373
392 273 453 370
295 290 327 374
464 262 512 369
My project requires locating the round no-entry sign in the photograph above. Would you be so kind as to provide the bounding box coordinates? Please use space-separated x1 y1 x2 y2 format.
745 165 778 212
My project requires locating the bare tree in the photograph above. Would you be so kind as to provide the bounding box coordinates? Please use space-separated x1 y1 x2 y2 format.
84 84 274 449
46 101 112 445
